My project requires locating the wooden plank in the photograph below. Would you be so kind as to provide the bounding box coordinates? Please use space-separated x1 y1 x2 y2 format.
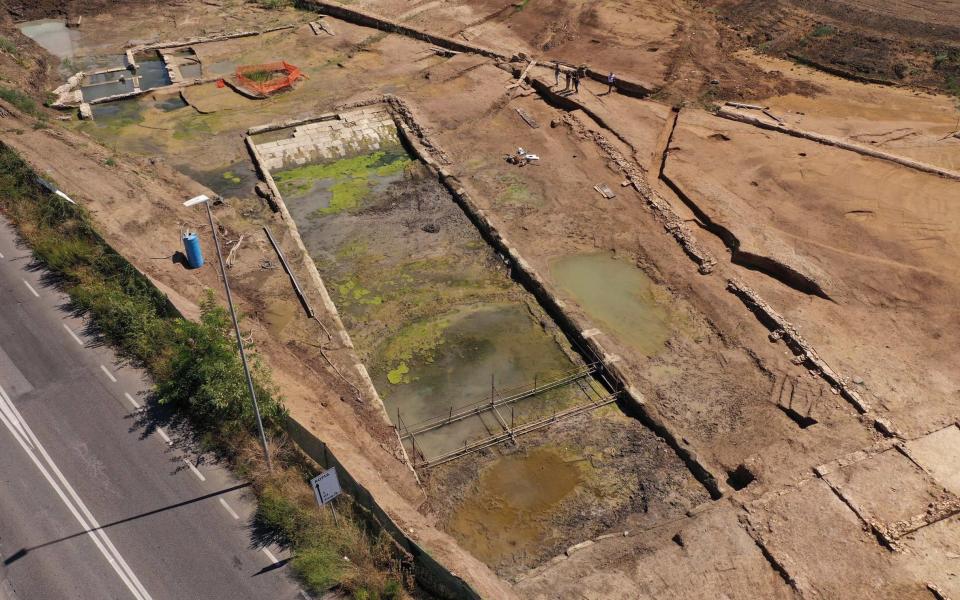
507 58 537 89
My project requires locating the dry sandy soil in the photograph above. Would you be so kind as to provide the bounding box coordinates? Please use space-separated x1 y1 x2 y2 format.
3 0 960 598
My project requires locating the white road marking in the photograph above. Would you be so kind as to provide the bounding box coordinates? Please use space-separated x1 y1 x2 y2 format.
0 386 32 449
100 365 118 383
156 427 172 445
123 393 141 409
0 251 5 258
262 547 280 565
183 458 206 482
219 498 240 520
22 279 39 298
63 323 84 346
0 385 153 600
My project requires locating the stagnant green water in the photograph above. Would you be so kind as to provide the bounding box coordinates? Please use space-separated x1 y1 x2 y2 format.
550 253 676 357
277 143 587 459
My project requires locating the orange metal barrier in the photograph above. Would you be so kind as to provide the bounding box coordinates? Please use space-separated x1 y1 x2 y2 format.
235 61 304 95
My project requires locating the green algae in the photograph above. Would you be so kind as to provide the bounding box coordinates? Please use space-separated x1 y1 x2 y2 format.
274 147 411 215
382 314 452 366
335 278 382 307
387 362 410 385
171 112 216 141
222 171 242 184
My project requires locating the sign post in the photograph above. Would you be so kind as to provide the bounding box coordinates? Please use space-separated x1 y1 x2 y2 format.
310 467 342 525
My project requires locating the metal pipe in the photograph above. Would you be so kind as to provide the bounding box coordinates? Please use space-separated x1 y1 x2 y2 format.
204 200 273 472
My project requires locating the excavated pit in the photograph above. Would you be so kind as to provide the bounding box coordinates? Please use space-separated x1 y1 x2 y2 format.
248 104 710 574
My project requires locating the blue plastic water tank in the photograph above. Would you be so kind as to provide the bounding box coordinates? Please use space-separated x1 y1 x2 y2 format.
183 232 204 269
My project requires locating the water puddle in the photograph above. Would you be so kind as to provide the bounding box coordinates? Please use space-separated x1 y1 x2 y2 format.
550 253 674 356
263 300 298 337
81 78 135 102
178 160 258 200
135 51 172 90
448 446 585 565
179 62 203 80
380 303 582 458
18 19 80 59
154 94 188 112
84 70 127 85
88 98 144 126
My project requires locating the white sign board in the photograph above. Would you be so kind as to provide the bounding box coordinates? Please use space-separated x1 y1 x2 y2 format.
310 468 342 506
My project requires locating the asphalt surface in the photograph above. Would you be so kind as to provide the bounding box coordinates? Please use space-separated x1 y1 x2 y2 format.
0 218 305 600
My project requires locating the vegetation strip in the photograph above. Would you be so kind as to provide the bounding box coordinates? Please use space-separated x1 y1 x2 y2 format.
0 143 407 599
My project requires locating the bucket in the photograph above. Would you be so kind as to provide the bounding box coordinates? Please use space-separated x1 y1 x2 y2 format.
183 232 204 269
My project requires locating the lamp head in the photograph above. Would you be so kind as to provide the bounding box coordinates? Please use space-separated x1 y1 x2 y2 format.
183 194 210 207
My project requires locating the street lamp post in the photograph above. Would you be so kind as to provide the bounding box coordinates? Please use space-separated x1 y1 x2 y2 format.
184 195 273 472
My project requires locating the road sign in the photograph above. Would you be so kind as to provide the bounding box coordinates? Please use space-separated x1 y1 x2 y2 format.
310 468 341 506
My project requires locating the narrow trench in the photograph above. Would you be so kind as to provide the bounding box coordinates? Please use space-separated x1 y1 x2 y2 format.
655 114 833 301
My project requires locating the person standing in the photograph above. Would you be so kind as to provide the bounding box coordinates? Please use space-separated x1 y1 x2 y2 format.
606 72 616 94
565 69 572 91
572 70 581 94
554 62 562 87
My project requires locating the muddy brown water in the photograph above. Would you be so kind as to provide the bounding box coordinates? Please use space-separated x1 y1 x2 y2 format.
550 253 675 356
448 446 585 566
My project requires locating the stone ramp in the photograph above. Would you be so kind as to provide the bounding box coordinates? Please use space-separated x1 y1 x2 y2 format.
255 105 398 170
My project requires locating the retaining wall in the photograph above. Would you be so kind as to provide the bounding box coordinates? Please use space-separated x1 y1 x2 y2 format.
286 418 482 599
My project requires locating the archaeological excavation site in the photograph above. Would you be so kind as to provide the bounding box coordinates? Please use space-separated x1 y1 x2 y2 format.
2 0 960 597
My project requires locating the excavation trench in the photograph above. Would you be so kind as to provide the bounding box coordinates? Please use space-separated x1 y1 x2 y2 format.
249 102 713 573
659 172 833 300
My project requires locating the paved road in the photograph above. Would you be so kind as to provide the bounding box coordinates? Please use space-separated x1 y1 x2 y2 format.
0 218 304 600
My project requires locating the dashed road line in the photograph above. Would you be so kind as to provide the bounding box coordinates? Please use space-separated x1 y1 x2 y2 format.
219 498 240 520
99 365 117 383
22 279 39 298
262 547 280 565
183 458 206 482
123 392 141 409
156 427 172 445
63 323 84 346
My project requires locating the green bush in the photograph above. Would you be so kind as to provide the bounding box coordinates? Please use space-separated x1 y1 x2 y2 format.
0 86 39 116
154 292 287 435
810 24 836 38
0 36 18 55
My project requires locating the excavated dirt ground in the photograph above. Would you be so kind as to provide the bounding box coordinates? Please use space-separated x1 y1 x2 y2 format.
4 0 960 598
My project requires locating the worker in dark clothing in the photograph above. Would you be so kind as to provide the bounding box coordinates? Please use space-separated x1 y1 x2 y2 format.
564 69 572 91
554 62 561 86
572 70 581 94
606 72 616 94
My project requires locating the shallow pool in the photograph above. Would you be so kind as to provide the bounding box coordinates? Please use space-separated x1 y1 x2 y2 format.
551 253 675 356
18 19 79 59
